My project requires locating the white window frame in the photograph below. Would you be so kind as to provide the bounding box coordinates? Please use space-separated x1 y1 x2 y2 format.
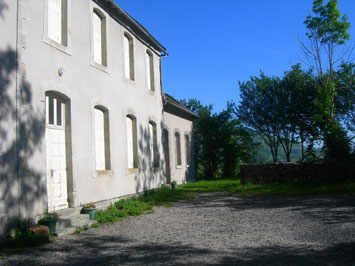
146 50 155 92
93 106 111 175
43 0 71 55
126 115 138 170
175 132 182 167
149 121 158 167
124 33 134 81
91 6 108 67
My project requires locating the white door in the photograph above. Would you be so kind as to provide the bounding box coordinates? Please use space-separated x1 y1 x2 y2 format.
45 95 68 212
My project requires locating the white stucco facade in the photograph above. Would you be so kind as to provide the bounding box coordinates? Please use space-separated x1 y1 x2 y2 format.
0 0 196 240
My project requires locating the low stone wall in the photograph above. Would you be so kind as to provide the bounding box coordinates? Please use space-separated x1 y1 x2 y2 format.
239 159 355 185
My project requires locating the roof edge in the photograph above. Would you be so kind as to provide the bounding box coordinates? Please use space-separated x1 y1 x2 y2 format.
95 0 167 55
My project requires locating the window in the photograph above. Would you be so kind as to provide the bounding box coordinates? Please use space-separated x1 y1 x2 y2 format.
93 9 107 66
94 106 110 171
149 122 158 166
185 134 191 166
48 0 68 46
146 50 155 91
124 33 134 80
46 95 65 127
175 132 182 166
126 115 138 169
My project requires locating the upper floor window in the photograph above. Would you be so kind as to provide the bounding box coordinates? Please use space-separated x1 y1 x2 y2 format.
126 115 138 169
175 132 182 167
93 9 107 66
149 121 158 166
48 0 68 46
94 106 110 171
124 33 134 80
146 50 155 91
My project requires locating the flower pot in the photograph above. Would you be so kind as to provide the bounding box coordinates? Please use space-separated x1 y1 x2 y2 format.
83 208 97 220
39 219 57 234
171 183 177 189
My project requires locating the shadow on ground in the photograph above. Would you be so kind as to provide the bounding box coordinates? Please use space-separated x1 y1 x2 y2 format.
176 193 355 225
3 234 355 266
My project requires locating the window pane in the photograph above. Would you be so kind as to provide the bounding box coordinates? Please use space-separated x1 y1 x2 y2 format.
126 117 134 168
149 123 154 164
48 0 62 43
93 12 102 64
124 36 130 79
176 133 181 166
48 97 54 125
57 100 62 126
95 108 105 170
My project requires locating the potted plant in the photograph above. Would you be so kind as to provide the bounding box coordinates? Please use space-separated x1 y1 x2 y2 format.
171 180 177 189
38 212 58 234
82 203 97 220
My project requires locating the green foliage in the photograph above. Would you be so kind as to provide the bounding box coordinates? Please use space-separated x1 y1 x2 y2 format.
181 99 258 179
95 198 153 224
302 0 353 160
322 123 352 160
305 0 350 47
237 66 319 162
42 212 57 220
335 63 355 132
95 186 193 225
179 178 355 196
6 221 50 248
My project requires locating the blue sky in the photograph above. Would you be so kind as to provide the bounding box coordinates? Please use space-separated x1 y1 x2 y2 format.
115 0 355 112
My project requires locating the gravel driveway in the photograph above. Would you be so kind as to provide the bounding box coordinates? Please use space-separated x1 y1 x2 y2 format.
1 192 355 265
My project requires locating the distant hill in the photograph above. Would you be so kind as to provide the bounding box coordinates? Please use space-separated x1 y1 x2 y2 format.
247 130 303 163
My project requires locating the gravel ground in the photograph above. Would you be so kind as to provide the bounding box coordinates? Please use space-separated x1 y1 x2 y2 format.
1 192 355 266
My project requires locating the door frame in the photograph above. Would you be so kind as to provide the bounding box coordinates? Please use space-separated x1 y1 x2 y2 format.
45 91 74 211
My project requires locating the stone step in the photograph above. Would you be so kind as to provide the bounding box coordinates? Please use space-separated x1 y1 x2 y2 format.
54 208 97 237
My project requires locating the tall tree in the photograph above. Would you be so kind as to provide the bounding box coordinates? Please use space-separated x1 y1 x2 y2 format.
181 99 258 179
237 73 282 162
302 0 352 159
281 64 319 161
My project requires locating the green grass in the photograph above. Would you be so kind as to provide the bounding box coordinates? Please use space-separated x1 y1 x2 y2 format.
180 178 355 196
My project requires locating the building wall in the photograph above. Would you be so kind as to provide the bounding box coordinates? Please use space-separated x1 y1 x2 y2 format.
0 1 195 239
0 0 170 219
163 111 195 184
0 0 20 240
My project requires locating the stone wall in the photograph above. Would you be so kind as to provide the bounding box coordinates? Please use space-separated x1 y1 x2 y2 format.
239 159 355 184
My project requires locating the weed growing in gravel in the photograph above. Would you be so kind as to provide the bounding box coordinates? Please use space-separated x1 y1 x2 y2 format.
95 198 153 224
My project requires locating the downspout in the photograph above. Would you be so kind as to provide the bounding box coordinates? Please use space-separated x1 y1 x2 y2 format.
15 0 21 218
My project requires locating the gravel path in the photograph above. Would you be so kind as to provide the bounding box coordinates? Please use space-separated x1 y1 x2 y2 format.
1 192 355 265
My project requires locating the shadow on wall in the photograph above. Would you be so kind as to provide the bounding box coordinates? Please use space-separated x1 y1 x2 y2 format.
135 123 167 193
0 2 46 238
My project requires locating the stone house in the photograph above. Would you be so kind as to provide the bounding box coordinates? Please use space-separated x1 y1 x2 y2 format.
0 0 197 239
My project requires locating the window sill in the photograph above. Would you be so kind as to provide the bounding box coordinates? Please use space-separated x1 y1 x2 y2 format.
124 77 136 85
127 168 138 175
91 60 109 73
176 165 182 169
146 89 155 96
93 170 112 178
42 37 72 56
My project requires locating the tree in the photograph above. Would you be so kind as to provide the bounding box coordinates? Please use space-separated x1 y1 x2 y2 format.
302 0 352 160
237 73 282 162
281 65 319 161
181 99 258 179
335 63 355 132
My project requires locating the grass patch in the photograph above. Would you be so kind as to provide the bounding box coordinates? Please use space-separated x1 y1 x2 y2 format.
180 178 355 196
